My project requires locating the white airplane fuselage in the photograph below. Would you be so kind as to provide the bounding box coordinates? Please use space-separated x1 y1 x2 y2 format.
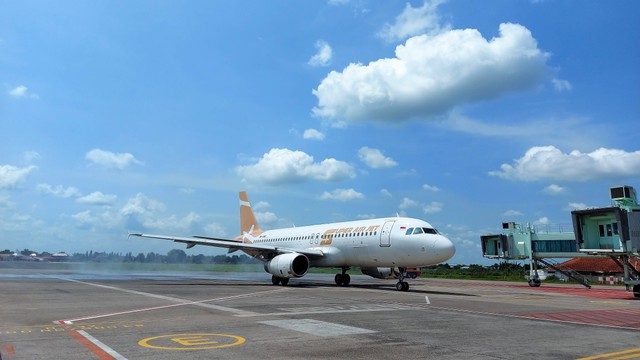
251 217 455 268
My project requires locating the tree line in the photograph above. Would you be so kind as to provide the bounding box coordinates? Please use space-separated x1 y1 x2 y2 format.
1 248 260 265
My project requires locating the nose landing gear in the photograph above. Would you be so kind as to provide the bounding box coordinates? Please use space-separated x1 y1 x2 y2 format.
395 267 410 291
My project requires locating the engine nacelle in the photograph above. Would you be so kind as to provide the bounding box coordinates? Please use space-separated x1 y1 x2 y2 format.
264 253 310 278
361 267 400 279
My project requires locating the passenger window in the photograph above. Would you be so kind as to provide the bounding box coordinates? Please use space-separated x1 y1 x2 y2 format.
413 227 424 235
405 227 414 235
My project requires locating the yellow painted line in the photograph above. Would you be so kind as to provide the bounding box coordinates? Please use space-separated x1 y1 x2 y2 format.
138 333 245 351
577 347 640 360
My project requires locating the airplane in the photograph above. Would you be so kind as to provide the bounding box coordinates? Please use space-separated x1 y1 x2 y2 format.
130 191 455 291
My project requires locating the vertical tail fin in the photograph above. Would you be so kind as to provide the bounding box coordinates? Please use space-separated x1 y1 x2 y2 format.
239 191 262 236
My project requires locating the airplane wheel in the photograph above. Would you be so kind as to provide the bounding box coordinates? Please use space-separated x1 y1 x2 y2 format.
280 278 289 286
272 276 280 285
403 282 410 291
633 284 640 298
396 282 404 291
341 274 351 287
335 274 342 286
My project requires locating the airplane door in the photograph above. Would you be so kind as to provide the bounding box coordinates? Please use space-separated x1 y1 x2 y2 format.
380 221 394 247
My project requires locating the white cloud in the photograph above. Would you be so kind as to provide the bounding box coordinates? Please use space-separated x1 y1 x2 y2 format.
24 151 41 164
319 188 365 201
534 216 550 225
436 112 606 151
399 197 419 209
256 211 279 225
120 193 201 232
0 165 37 189
37 184 81 198
236 148 355 184
380 189 392 197
423 183 440 192
308 40 333 67
543 184 565 195
502 209 523 217
489 146 640 181
566 202 589 211
203 223 228 237
358 147 397 169
121 193 165 217
77 191 117 206
0 193 13 208
378 0 449 42
552 78 572 92
8 85 39 99
253 201 270 211
303 128 326 140
313 23 549 124
86 149 143 170
70 208 122 230
423 201 443 214
179 188 195 195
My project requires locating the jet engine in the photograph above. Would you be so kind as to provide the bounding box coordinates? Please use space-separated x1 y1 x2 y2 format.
361 267 400 279
264 253 310 278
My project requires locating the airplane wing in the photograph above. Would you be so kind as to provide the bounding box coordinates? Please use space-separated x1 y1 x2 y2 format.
128 233 325 258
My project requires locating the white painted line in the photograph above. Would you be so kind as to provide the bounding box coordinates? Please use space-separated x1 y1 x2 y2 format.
73 330 128 360
57 278 287 321
238 303 413 317
425 296 430 304
259 319 376 337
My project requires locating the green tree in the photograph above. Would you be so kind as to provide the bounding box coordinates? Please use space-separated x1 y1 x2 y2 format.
166 249 187 263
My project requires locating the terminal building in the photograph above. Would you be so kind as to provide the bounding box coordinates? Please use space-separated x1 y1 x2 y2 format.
481 185 640 297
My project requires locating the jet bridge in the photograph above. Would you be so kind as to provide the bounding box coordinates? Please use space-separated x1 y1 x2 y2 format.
571 185 640 296
481 222 592 288
481 185 640 297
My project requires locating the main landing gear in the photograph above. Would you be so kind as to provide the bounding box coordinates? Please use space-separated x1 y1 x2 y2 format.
335 267 351 287
271 275 289 286
395 267 410 292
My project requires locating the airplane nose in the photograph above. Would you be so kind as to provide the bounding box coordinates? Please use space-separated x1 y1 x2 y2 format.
435 235 456 262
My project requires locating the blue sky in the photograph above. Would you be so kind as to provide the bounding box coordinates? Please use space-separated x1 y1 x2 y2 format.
1 0 639 264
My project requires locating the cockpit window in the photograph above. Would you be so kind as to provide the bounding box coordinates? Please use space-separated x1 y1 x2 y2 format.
405 227 414 235
413 227 424 235
422 227 438 234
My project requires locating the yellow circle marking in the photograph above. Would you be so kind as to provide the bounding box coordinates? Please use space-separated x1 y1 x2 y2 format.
138 333 245 350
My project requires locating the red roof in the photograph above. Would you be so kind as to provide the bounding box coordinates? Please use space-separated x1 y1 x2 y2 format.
553 257 639 273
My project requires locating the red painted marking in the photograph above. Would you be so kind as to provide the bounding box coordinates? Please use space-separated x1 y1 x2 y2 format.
1 344 16 356
517 308 640 329
69 330 116 360
464 281 636 300
527 286 636 300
